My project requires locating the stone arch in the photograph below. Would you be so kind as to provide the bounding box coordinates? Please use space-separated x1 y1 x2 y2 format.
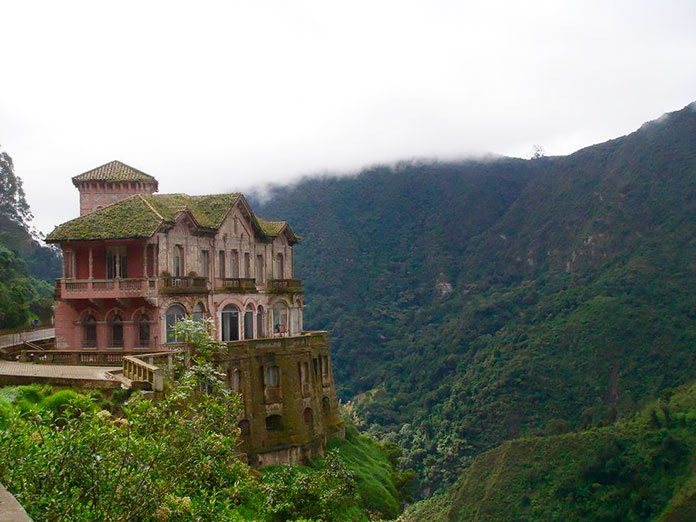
244 304 255 339
265 414 283 431
322 396 330 414
256 305 266 338
238 419 250 436
192 301 206 322
104 307 126 323
303 407 313 425
130 306 152 322
272 299 290 335
221 303 241 341
165 303 186 343
109 312 124 348
82 314 97 348
78 307 100 322
137 313 151 347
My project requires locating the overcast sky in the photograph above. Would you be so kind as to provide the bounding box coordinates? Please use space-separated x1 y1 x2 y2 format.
2 0 695 235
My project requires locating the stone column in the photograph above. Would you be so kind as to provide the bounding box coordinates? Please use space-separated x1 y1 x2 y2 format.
88 247 93 279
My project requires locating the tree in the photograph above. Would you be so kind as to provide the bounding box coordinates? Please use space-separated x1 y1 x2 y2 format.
531 144 546 159
0 151 32 226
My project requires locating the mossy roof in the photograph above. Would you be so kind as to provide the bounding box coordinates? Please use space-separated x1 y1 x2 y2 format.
46 193 300 243
72 160 157 185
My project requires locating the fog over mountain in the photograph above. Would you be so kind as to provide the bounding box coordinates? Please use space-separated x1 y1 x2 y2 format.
1 0 695 234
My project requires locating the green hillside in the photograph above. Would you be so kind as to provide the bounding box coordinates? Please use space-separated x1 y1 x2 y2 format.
0 152 60 329
257 102 696 492
401 382 696 521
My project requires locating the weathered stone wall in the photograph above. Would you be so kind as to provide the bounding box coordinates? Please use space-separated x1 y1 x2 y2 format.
213 332 345 466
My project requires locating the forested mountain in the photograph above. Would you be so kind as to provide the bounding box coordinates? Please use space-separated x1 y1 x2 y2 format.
0 152 60 329
256 102 696 493
403 382 696 521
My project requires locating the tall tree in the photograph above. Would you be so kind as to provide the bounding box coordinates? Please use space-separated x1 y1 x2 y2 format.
0 151 32 226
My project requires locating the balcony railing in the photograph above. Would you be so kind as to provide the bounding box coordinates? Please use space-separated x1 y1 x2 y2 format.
266 279 304 293
158 276 209 295
216 278 258 294
55 278 156 299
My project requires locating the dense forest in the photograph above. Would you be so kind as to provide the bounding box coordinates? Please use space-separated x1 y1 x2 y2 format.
403 381 696 521
0 151 60 329
257 102 696 496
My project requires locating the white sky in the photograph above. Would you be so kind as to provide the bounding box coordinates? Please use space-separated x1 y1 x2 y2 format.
2 0 695 235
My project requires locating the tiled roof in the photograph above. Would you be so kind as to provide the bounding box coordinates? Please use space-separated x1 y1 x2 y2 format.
46 192 300 243
72 161 158 185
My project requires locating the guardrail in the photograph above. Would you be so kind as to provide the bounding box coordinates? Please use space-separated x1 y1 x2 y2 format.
123 351 177 392
20 349 150 366
0 328 55 350
267 279 304 293
55 278 156 299
159 276 208 295
216 278 258 293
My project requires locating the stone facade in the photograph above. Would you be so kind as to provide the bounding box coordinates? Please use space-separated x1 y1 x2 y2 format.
47 161 344 465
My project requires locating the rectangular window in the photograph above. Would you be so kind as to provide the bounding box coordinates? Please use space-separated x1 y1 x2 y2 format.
106 251 116 279
173 245 183 277
106 248 127 279
244 252 251 278
255 254 264 283
64 251 75 279
200 250 209 278
230 250 239 278
218 251 226 278
265 366 279 387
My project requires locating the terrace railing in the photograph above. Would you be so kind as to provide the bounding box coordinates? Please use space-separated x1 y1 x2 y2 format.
266 279 304 294
215 277 258 293
159 276 208 295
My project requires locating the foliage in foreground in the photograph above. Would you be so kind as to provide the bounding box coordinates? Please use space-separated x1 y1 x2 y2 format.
0 320 397 521
401 382 696 521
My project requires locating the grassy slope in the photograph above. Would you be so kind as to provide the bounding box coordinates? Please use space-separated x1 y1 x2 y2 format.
402 382 696 521
328 424 402 519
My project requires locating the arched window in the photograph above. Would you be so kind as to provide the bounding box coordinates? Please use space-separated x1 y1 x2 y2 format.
110 314 124 347
303 407 313 425
265 415 283 431
265 365 279 387
275 253 284 279
257 306 265 338
272 301 288 335
166 304 186 343
83 315 97 348
238 419 250 436
192 302 205 323
138 314 150 347
221 304 240 341
322 396 330 414
244 305 254 339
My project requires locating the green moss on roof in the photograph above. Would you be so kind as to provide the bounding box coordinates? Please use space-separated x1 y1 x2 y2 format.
46 195 162 241
46 191 300 243
142 194 241 229
72 160 157 184
257 218 287 235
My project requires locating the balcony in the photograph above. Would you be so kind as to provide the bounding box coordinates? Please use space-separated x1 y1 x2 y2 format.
55 278 156 299
266 279 304 294
215 278 258 294
159 276 209 295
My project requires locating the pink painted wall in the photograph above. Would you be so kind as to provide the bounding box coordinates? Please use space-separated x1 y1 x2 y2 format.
78 181 156 216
